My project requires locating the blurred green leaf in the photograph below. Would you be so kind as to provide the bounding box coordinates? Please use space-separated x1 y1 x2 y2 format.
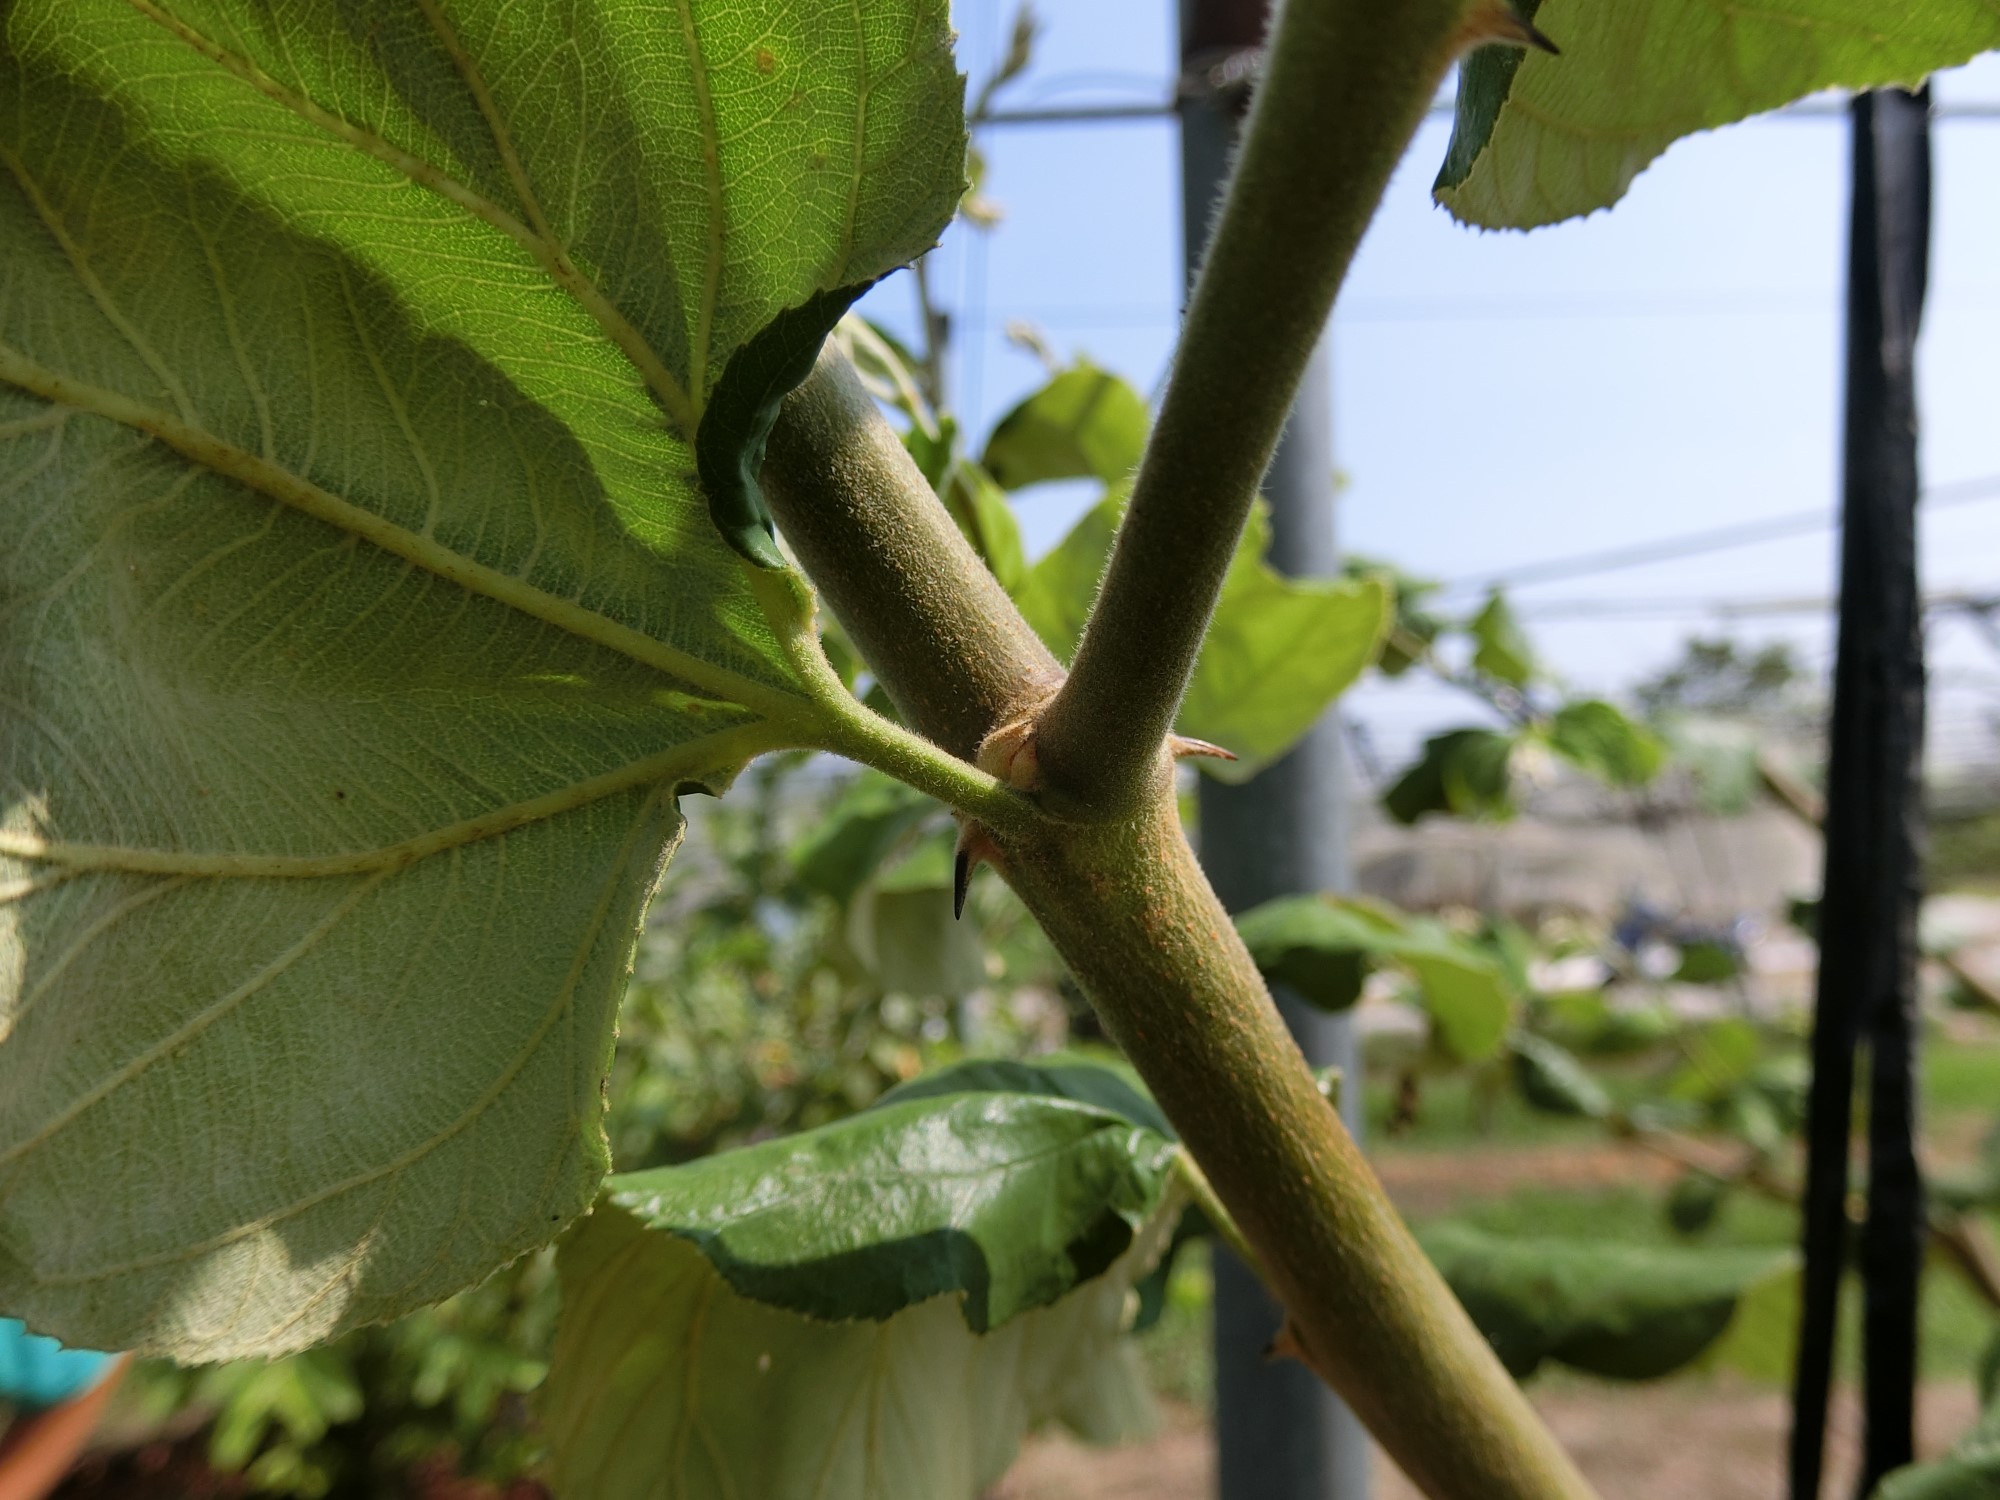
1873 1330 2000 1499
1401 927 1516 1064
544 1178 1176 1500
581 1087 1178 1331
1178 512 1389 781
982 361 1149 490
1235 896 1400 1012
848 883 988 996
1512 1033 1613 1120
1470 592 1534 687
1020 496 1386 778
1383 728 1519 824
1349 555 1444 678
1544 700 1667 787
794 772 940 903
1666 1019 1764 1105
1420 1223 1795 1380
1435 0 2000 229
1673 938 1743 985
1015 487 1122 662
1665 1172 1730 1237
1235 895 1514 1061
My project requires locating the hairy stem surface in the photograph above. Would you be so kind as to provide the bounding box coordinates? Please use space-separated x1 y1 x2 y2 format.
1034 0 1475 814
762 358 1598 1500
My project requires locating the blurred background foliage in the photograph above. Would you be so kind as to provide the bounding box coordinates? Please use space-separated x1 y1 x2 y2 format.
40 310 2000 1500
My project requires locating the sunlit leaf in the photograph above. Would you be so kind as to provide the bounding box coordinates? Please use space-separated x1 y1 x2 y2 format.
0 0 963 1357
1436 0 2000 228
581 1085 1179 1330
981 361 1148 491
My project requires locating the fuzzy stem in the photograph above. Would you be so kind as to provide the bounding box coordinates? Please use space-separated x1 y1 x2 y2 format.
1003 801 1597 1500
1033 0 1474 815
762 358 1600 1500
761 348 1063 765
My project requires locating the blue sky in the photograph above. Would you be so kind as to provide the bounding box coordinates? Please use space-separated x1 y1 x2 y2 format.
856 5 2000 769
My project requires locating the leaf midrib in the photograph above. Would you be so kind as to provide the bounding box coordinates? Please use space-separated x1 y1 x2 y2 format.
0 344 808 720
122 0 703 434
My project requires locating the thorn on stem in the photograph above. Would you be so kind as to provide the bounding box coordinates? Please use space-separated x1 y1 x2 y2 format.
953 822 1003 920
1263 1320 1309 1365
1452 0 1558 58
1168 735 1237 763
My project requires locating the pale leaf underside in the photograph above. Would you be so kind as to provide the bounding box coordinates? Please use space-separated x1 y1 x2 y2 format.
0 0 962 1358
542 1193 1170 1500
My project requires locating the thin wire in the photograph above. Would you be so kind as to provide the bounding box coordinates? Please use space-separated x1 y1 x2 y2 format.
980 96 2000 127
1446 474 2000 595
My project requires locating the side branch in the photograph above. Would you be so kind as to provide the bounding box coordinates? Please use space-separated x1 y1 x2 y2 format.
1032 0 1490 814
760 333 1598 1500
761 348 1063 764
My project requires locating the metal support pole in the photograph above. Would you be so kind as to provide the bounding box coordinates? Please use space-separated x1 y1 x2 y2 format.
1787 87 1931 1500
1179 3 1369 1496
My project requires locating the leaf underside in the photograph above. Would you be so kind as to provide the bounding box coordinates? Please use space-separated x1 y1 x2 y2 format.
0 0 963 1359
544 1176 1174 1500
1437 1 2000 229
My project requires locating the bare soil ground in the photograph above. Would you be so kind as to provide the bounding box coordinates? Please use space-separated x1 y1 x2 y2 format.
994 1383 1979 1500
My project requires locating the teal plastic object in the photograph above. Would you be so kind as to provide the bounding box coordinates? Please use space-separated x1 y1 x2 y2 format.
0 1318 115 1410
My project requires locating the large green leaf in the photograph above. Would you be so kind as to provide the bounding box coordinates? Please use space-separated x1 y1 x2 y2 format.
1421 1223 1796 1380
587 1087 1179 1332
0 0 963 1358
544 1187 1171 1500
1436 0 2000 229
1017 494 1387 779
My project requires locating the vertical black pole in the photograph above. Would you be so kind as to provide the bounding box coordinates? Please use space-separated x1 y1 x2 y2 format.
1787 87 1931 1500
1180 4 1370 1498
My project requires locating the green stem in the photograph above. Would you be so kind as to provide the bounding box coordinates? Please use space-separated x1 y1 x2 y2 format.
811 690 1036 837
1033 0 1476 815
762 342 1601 1500
1175 1149 1262 1276
761 348 1063 767
1004 801 1597 1500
